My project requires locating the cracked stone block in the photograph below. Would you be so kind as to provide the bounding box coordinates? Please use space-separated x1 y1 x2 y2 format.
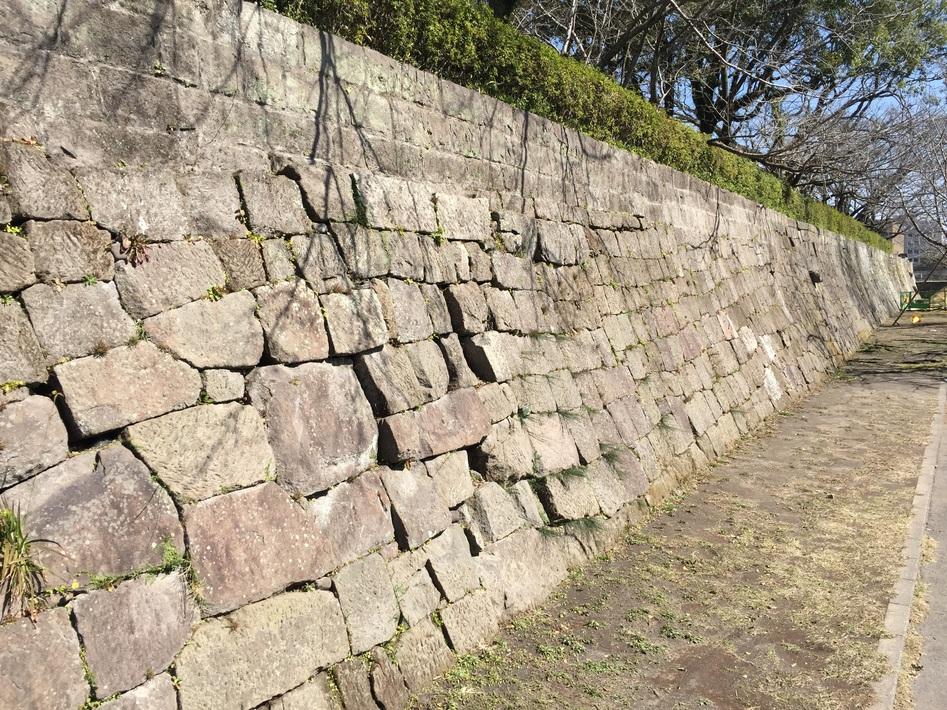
437 333 479 389
201 369 245 402
55 341 201 437
264 673 340 710
435 193 492 244
0 608 87 710
334 224 391 279
510 480 546 527
0 395 68 488
73 572 198 697
254 279 329 363
323 289 389 355
394 618 453 691
238 171 312 236
370 647 410 710
261 238 297 281
441 589 503 653
79 168 189 241
125 403 274 502
420 283 451 334
0 232 34 292
356 342 448 416
426 450 474 508
2 446 183 588
98 674 176 710
113 241 226 319
471 418 535 482
396 567 441 626
462 482 525 547
333 553 400 654
538 472 601 521
352 173 438 233
387 278 433 343
310 469 395 569
416 388 491 458
476 382 517 423
22 281 136 362
274 159 356 223
143 290 264 368
333 658 378 710
444 282 488 334
176 591 349 710
0 300 47 384
585 459 633 516
247 362 377 495
289 232 346 292
185 482 337 614
382 466 452 549
0 142 88 220
424 525 479 602
210 237 266 290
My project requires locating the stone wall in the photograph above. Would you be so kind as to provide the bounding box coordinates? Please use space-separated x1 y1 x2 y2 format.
0 1 912 708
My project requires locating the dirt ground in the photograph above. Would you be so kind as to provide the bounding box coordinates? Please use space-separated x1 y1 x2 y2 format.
418 312 947 710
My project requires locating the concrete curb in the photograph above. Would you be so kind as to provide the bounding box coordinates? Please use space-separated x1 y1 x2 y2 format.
870 382 947 710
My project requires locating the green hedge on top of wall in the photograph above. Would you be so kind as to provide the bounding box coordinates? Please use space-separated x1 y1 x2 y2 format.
261 0 891 252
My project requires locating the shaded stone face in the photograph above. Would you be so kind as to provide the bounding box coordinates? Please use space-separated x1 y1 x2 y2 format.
185 482 337 615
54 341 201 437
125 403 274 502
0 395 68 489
0 608 87 710
2 446 184 588
381 466 452 550
72 572 198 697
25 220 114 284
247 362 378 495
175 591 349 710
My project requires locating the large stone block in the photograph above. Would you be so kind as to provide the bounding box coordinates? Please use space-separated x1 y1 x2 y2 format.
185 482 336 614
0 142 87 220
113 241 226 319
525 413 580 474
462 331 524 382
435 193 492 244
265 673 340 710
274 159 356 223
98 674 177 710
125 403 274 502
356 342 448 416
175 590 349 710
210 237 267 290
22 281 136 362
424 525 479 602
0 608 87 710
471 418 535 482
247 363 378 495
239 171 312 236
394 618 453 691
333 553 400 654
370 647 410 710
538 472 601 521
309 469 394 569
290 232 347 291
416 388 491 458
334 223 391 279
352 173 438 233
387 278 433 343
54 341 201 437
426 450 474 508
0 395 68 488
0 232 35 292
73 572 198 697
254 279 329 363
79 168 189 242
2 446 183 588
0 301 47 384
261 238 297 281
381 466 452 549
462 481 525 547
440 589 503 653
323 289 389 355
332 658 377 710
444 282 488 334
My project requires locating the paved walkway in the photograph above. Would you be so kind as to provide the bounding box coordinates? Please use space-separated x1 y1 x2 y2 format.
419 313 947 710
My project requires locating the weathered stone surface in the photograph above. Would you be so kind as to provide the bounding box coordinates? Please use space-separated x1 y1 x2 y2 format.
26 220 114 285
435 193 492 244
333 553 400 654
126 403 274 502
463 331 524 382
441 589 503 653
0 232 34 292
538 473 601 521
247 363 378 495
323 289 389 354
255 279 329 363
0 607 87 710
444 282 488 334
425 525 479 602
352 173 438 233
395 567 441 626
2 446 183 588
526 413 581 474
471 418 535 482
143 291 263 368
416 388 491 458
333 658 378 710
22 281 136 361
210 237 267 290
477 382 518 422
585 458 633 516
511 479 546 527
98 674 177 710
0 143 87 220
387 278 433 342
238 171 311 235
73 572 198 697
426 450 475 508
79 168 188 241
370 647 410 710
177 172 246 238
356 342 448 415
0 301 47 384
0 395 68 488
334 224 391 279
266 673 340 710
290 232 347 291
176 590 349 710
463 482 525 547
310 470 394 569
276 159 356 222
381 466 452 549
394 618 454 691
261 238 298 281
491 252 534 290
185 482 334 614
55 341 201 437
377 411 422 463
201 368 245 402
421 283 452 334
113 241 226 319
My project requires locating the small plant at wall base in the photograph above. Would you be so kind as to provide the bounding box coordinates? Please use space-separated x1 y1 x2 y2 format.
0 502 55 621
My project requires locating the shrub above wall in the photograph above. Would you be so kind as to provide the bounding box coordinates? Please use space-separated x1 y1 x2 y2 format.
260 0 890 253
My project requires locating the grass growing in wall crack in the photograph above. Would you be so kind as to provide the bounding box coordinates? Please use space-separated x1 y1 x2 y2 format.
0 502 56 621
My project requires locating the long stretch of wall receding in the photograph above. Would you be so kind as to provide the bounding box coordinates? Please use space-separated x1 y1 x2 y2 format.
0 1 913 708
